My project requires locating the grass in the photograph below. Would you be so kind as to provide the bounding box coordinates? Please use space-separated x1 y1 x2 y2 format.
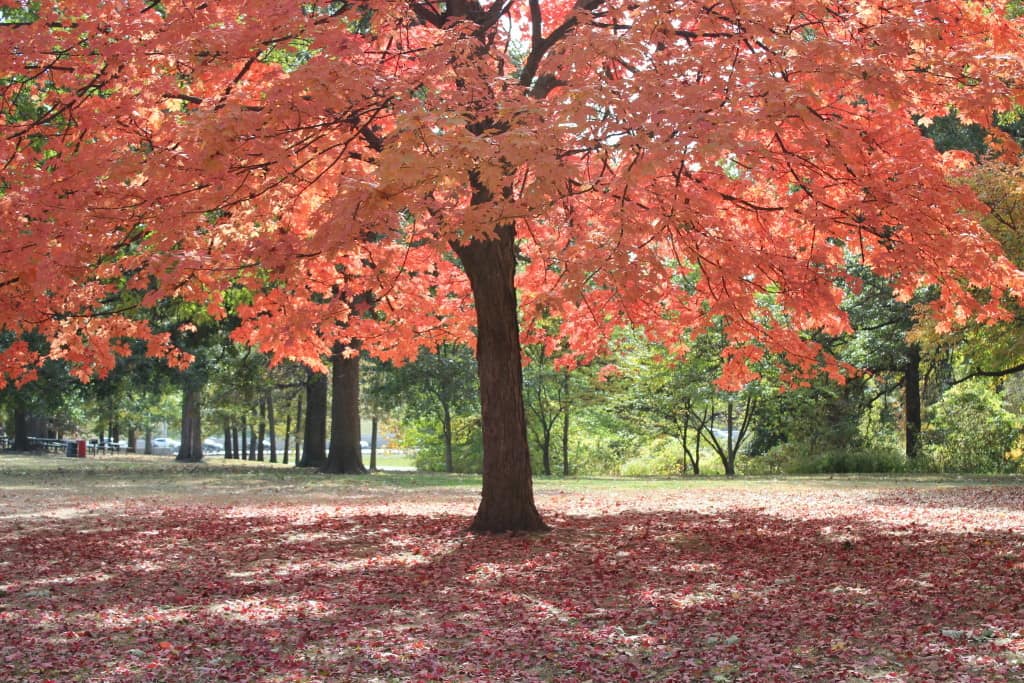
369 449 417 470
2 452 1024 681
2 450 1021 504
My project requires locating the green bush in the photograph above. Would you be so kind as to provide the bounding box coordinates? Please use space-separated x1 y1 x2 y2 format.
758 440 907 474
618 439 687 476
566 426 641 476
923 381 1021 473
402 415 483 473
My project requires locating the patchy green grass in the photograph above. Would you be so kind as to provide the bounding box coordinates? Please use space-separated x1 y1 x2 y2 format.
370 449 417 471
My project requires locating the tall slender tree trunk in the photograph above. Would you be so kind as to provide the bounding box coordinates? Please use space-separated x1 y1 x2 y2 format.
176 384 203 462
541 425 552 476
127 426 136 453
324 343 366 474
905 344 922 461
223 418 233 459
144 424 153 455
724 400 736 477
231 427 240 461
442 403 454 474
257 398 266 462
294 394 304 467
452 222 547 532
561 372 570 477
267 392 277 463
369 416 378 472
241 416 249 461
693 435 701 476
282 410 291 465
299 371 327 468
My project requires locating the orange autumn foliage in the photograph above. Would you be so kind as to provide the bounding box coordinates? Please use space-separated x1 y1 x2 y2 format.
1 0 1023 386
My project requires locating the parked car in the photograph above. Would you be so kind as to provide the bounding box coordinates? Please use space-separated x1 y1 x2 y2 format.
151 437 180 453
202 438 225 455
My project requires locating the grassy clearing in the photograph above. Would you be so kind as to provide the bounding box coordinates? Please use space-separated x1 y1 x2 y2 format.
2 452 1023 681
1 450 1021 514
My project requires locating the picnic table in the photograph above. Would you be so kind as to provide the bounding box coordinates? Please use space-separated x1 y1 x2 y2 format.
27 437 68 453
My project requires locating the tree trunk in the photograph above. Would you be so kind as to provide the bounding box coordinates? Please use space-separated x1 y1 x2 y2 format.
541 424 552 476
282 410 291 465
452 223 547 532
231 426 240 461
223 418 233 459
144 424 153 455
369 416 378 472
299 371 327 468
905 344 922 461
176 384 203 462
127 426 136 453
561 372 570 477
323 343 366 474
442 402 454 474
294 394 304 467
249 423 257 460
257 398 266 462
241 415 249 461
724 400 736 477
13 406 28 452
267 392 277 463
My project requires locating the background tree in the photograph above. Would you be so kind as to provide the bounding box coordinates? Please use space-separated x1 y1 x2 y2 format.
298 369 328 469
368 345 480 473
523 348 574 477
323 343 366 474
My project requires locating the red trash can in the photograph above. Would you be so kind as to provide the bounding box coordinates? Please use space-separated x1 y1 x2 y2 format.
76 440 87 457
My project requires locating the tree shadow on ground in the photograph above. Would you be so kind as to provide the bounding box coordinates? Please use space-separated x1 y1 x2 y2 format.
1 494 1022 682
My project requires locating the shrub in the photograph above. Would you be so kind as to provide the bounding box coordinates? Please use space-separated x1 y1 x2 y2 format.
923 381 1021 474
618 439 687 476
403 415 483 473
760 441 907 474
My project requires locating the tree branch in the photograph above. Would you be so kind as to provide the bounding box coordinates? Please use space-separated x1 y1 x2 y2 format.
952 362 1024 385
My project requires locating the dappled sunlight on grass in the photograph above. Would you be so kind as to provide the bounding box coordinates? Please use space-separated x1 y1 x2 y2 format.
1 455 1023 680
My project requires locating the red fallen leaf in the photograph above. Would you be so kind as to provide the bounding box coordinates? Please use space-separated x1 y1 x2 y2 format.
157 641 174 650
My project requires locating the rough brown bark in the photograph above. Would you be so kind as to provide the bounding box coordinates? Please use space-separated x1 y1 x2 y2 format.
257 398 266 462
176 384 203 462
13 406 29 452
241 415 249 461
299 370 327 468
905 344 922 460
223 418 233 459
452 223 548 533
294 394 303 467
267 392 277 463
323 344 366 474
282 409 291 465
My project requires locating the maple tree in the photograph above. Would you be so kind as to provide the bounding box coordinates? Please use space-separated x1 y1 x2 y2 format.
3 1 1024 530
